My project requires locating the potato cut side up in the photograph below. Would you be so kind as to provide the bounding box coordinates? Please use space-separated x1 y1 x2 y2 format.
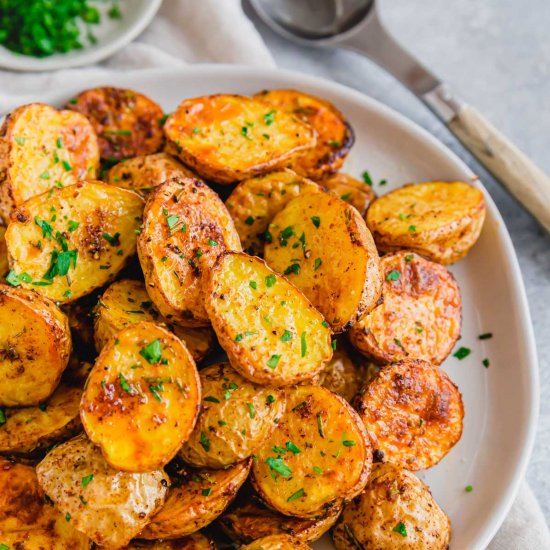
36 434 168 548
138 177 241 327
205 252 332 386
164 94 317 183
0 102 99 222
123 534 215 549
140 457 251 540
5 181 144 304
0 284 71 406
349 251 462 365
254 89 354 180
322 172 376 217
332 462 451 550
179 363 286 468
241 533 313 549
264 192 382 332
225 169 322 256
94 278 215 363
252 385 371 519
107 152 196 196
67 86 165 160
354 360 464 470
80 321 201 472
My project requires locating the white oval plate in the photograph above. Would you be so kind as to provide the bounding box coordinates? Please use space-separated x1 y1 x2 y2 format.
34 66 538 549
0 0 161 71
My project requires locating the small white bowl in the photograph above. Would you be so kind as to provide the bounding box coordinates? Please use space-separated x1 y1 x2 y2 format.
0 0 162 71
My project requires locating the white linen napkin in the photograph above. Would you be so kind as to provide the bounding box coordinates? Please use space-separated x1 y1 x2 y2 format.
0 1 547 548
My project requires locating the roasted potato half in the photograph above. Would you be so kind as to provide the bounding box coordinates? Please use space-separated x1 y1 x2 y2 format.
322 172 376 217
355 360 464 470
124 534 215 550
264 192 382 332
220 495 341 544
0 225 9 277
5 181 144 304
241 534 312 549
67 86 165 160
36 434 168 548
164 94 317 183
0 284 71 406
366 181 486 264
318 345 366 403
205 252 332 386
138 177 241 327
107 152 196 195
252 385 371 519
179 363 286 468
81 321 201 472
254 89 354 180
225 169 321 256
140 457 251 540
94 279 215 362
349 252 462 365
332 462 451 549
0 102 99 222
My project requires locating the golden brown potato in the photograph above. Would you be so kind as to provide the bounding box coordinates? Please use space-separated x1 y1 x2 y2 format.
123 534 215 549
81 321 201 472
179 363 286 468
67 87 164 161
94 279 215 362
205 252 332 386
164 94 316 184
252 385 371 519
332 462 451 549
138 177 241 327
254 89 354 180
240 534 312 549
0 226 9 277
354 360 463 470
5 181 144 304
264 192 382 332
225 169 321 256
0 103 99 222
107 152 196 195
219 495 341 543
140 457 251 540
349 252 462 365
0 284 71 406
318 345 366 403
366 181 486 264
322 172 376 217
36 434 168 548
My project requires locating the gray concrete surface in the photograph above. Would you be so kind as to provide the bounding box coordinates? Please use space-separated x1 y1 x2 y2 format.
245 0 550 521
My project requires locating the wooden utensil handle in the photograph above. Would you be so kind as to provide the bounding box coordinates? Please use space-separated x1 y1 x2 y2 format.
449 104 550 232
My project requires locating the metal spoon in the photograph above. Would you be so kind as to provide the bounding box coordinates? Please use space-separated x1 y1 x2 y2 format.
248 0 550 233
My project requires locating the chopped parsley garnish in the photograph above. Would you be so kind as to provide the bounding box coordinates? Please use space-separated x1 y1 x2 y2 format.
340 192 351 201
139 339 162 364
247 402 256 419
285 441 300 454
408 225 417 232
314 258 322 270
81 474 94 487
362 170 373 186
249 280 257 290
200 431 211 452
202 487 212 496
332 339 337 351
465 485 474 492
35 217 53 239
393 338 405 350
166 214 180 230
265 274 277 287
386 270 400 281
482 358 490 368
14 136 25 146
67 220 79 232
235 333 243 343
287 488 305 502
266 456 292 477
267 394 275 404
0 408 6 426
101 129 132 136
204 396 220 403
280 330 293 342
39 170 50 179
245 216 255 225
479 332 493 340
454 347 471 360
62 160 72 172
102 232 120 246
241 126 251 140
311 216 321 228
342 439 356 447
405 254 414 262
301 332 307 357
264 110 276 125
267 354 281 369
313 466 323 475
208 239 218 247
392 522 407 537
119 373 134 395
284 263 300 276
65 512 71 522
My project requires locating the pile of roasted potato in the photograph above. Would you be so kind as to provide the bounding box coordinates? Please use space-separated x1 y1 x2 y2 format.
0 85 486 549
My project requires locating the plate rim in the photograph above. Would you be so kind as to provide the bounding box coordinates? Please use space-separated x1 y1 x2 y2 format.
33 64 540 548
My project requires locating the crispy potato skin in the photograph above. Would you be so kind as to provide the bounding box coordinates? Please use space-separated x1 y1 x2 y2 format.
138 177 241 327
349 252 462 365
220 496 341 543
254 89 354 180
0 285 71 406
36 434 168 548
322 172 376 217
252 385 371 519
205 252 332 386
0 103 99 222
5 181 144 304
164 94 317 183
225 169 322 256
67 87 164 160
264 192 382 332
240 534 312 549
0 225 9 277
81 321 201 472
94 279 214 362
318 347 366 403
107 152 196 195
366 181 486 264
355 360 464 470
179 363 286 468
123 534 215 549
140 458 251 540
332 462 451 549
